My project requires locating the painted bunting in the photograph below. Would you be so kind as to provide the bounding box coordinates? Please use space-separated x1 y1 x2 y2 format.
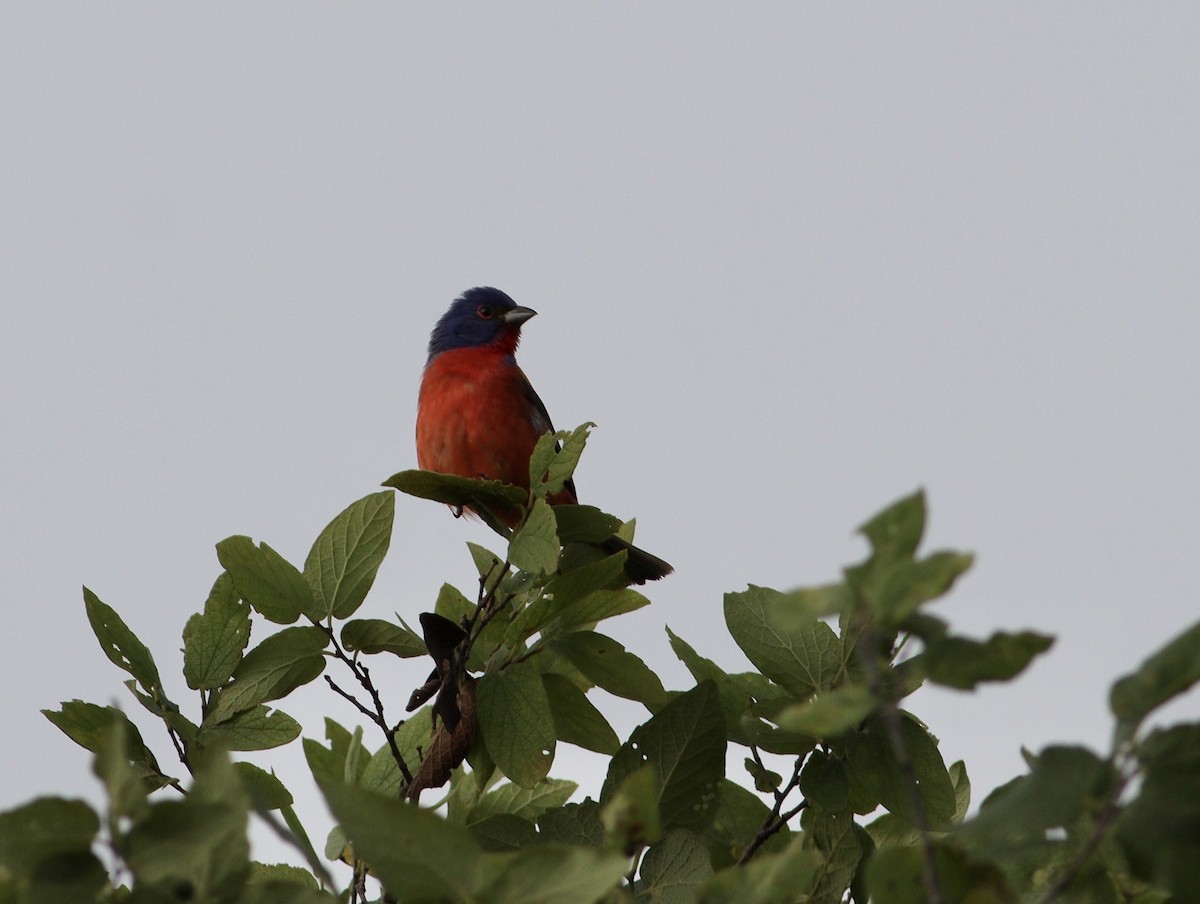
416 286 672 584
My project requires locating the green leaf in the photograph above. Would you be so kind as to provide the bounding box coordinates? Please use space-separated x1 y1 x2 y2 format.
802 807 862 904
340 618 426 658
124 753 250 901
963 745 1111 846
537 800 605 848
844 712 956 830
848 550 974 627
215 536 312 625
724 585 843 697
183 572 253 689
467 778 577 826
0 798 99 874
529 423 593 499
859 490 927 563
865 842 1014 904
468 542 507 580
549 631 669 710
777 684 876 737
303 491 394 620
924 630 1055 690
317 778 482 902
201 705 302 751
83 587 162 696
542 673 620 754
92 716 153 821
207 626 328 723
800 750 850 813
509 497 560 574
234 762 293 810
469 813 540 851
554 505 624 543
385 468 526 517
701 780 785 869
477 660 557 788
602 681 726 835
743 758 782 794
739 701 818 756
18 849 109 904
479 844 628 904
43 701 169 788
668 628 790 747
544 588 649 637
601 764 662 851
949 760 971 825
1110 619 1200 737
547 554 630 608
1116 724 1200 899
699 838 819 904
639 829 714 903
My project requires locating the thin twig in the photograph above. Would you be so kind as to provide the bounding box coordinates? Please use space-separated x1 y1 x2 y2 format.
166 724 190 773
739 756 808 864
314 617 413 784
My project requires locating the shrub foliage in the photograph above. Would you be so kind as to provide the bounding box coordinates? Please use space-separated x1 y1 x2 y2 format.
7 425 1199 903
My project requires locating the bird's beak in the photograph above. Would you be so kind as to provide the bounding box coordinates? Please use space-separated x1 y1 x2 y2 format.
500 306 537 326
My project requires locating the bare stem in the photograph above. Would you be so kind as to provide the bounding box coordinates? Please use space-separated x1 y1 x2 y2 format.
314 617 413 784
739 756 808 864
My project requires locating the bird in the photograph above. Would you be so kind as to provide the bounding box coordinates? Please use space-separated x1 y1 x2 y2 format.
416 286 672 584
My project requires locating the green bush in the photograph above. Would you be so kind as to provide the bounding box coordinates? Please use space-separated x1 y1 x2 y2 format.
7 426 1198 903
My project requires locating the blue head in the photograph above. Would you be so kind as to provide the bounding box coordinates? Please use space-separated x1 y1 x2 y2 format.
427 287 537 362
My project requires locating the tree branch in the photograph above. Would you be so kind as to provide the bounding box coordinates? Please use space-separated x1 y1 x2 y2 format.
739 755 808 864
314 617 414 785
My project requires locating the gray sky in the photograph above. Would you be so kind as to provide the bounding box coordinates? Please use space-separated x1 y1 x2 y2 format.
4 4 1198 867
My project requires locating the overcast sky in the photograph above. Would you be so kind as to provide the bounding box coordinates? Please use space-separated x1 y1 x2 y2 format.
4 4 1198 868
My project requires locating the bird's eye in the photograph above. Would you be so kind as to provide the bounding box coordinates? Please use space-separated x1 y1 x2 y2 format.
476 305 494 319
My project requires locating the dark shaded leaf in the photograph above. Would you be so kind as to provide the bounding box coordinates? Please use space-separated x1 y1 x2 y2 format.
543 673 620 754
924 630 1055 690
537 800 605 848
639 829 714 903
1110 619 1200 738
699 838 819 904
316 778 481 901
844 712 956 830
777 684 876 738
340 618 426 658
964 745 1111 847
549 631 669 710
479 844 628 904
602 682 726 835
386 468 526 509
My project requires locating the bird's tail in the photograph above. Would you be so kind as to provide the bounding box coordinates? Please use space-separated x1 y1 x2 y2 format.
601 536 674 585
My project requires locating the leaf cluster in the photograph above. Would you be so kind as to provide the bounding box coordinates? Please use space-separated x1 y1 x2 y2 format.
4 428 1198 903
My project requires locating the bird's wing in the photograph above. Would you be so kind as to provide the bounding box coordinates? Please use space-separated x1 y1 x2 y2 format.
515 366 556 435
515 365 578 500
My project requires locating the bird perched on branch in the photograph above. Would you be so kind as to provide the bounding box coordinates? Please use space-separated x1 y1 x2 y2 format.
415 286 672 584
